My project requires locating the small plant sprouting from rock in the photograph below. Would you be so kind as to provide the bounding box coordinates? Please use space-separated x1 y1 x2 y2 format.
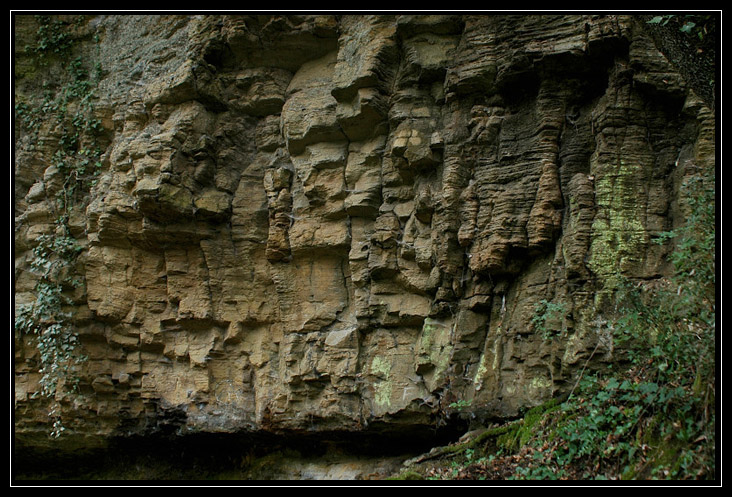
448 399 472 411
531 299 567 339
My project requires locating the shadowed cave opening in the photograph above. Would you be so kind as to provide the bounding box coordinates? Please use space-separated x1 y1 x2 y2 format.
13 420 472 480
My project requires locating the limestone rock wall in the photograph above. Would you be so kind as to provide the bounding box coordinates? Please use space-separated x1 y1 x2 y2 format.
14 14 714 449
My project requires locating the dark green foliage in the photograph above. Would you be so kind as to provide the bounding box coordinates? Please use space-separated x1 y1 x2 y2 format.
24 15 79 61
531 299 567 339
647 14 715 41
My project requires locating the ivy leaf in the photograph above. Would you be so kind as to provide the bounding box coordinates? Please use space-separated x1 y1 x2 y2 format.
605 377 620 391
680 22 696 34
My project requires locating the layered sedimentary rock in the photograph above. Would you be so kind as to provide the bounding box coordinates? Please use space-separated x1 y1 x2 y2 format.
14 14 714 452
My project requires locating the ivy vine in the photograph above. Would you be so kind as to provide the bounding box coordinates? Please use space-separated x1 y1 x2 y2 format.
15 15 103 438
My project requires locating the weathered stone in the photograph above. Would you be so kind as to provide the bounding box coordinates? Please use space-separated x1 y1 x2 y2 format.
282 52 346 155
14 14 713 465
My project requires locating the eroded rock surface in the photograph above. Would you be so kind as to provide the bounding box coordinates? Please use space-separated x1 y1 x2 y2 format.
14 14 714 459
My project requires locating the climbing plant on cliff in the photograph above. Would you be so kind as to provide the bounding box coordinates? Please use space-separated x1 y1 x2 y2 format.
14 15 103 438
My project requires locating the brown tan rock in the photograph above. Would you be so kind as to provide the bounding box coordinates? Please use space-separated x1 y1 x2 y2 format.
13 14 713 458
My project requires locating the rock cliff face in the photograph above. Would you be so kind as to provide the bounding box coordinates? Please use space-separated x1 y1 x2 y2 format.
14 14 714 458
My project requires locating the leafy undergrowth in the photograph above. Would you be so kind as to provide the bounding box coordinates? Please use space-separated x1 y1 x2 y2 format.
391 173 716 482
398 364 714 481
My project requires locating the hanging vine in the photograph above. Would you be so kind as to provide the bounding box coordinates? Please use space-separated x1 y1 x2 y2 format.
14 15 104 438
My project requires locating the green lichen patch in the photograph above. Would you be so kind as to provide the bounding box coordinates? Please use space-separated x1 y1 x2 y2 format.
370 355 393 409
415 318 454 390
588 159 649 305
